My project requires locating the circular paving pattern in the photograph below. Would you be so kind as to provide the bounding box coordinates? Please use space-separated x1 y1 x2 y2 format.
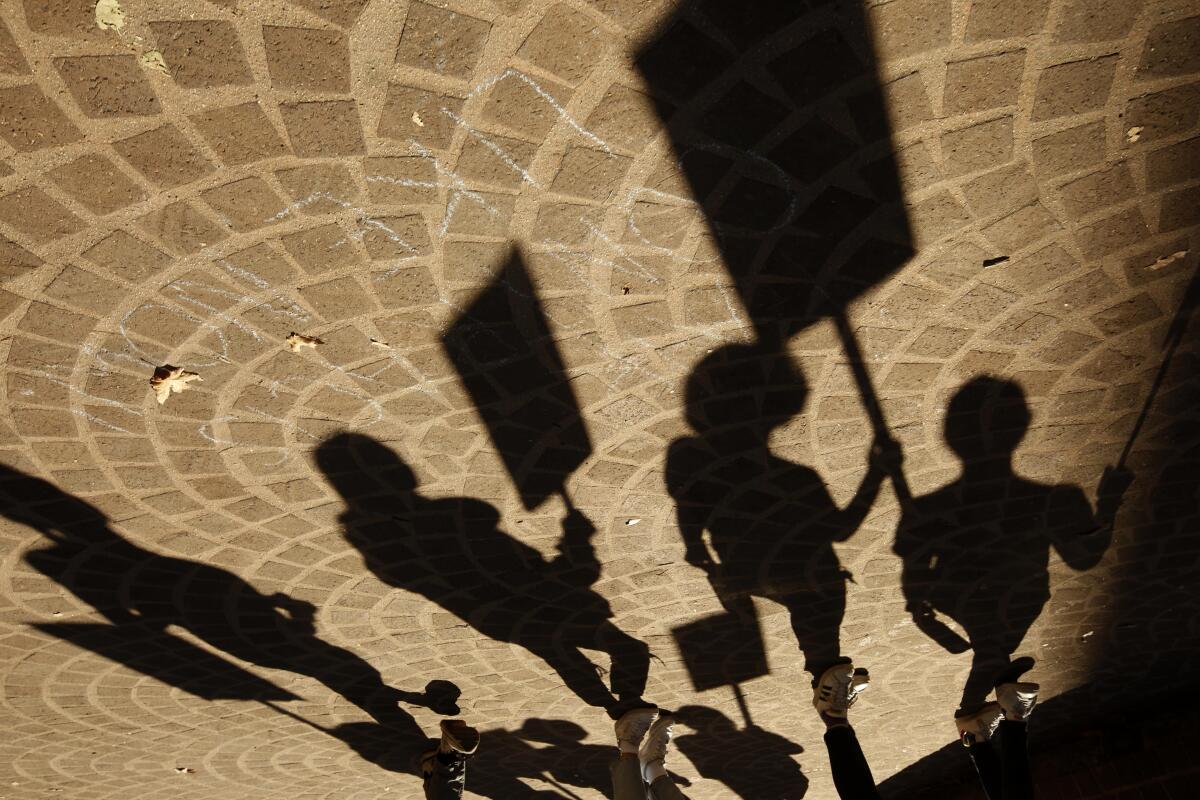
0 0 1198 798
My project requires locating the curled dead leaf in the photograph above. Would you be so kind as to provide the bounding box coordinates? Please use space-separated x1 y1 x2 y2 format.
140 50 170 75
150 365 201 405
95 0 125 30
1148 250 1188 271
369 338 391 349
286 332 324 352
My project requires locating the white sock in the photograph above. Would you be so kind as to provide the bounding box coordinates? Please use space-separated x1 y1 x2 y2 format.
643 758 667 784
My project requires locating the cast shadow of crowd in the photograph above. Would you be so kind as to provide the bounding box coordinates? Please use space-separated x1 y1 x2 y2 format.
0 360 1129 798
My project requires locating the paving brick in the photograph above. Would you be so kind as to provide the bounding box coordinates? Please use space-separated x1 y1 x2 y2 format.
962 162 1039 218
263 26 350 93
981 202 1063 251
0 21 29 75
190 102 289 166
1145 136 1200 190
299 275 374 320
58 57 159 125
484 71 574 141
113 125 215 189
396 1 491 79
21 0 100 37
0 234 40 282
281 222 360 274
364 156 438 204
455 132 537 189
137 201 228 254
868 0 952 60
941 116 1015 177
361 214 431 261
378 84 465 149
275 162 361 215
518 3 606 84
584 84 660 152
1055 0 1143 42
201 178 289 233
0 85 82 152
551 146 631 201
286 0 369 28
1032 55 1119 121
1159 185 1200 231
1123 83 1200 145
1033 121 1107 178
1137 16 1200 79
149 20 253 87
373 264 440 308
943 51 1026 115
443 190 516 235
47 154 147 216
610 300 672 339
1075 208 1151 259
82 230 171 282
965 0 1051 40
42 265 123 313
1057 163 1137 217
280 100 365 156
0 187 83 243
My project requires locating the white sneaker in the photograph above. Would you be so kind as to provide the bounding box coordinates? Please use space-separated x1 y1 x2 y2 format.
996 682 1039 722
955 702 1003 746
438 719 479 756
813 663 870 718
639 713 675 782
614 706 657 751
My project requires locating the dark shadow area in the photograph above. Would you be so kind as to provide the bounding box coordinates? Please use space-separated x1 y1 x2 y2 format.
674 705 808 799
315 433 651 718
895 377 1126 713
441 246 592 511
666 342 893 679
637 0 913 343
0 464 439 746
639 0 913 709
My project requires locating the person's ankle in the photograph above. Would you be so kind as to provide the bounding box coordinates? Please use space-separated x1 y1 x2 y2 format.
644 758 668 783
618 741 639 755
821 712 850 729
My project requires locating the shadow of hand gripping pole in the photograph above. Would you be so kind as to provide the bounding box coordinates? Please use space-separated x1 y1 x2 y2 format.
639 0 918 709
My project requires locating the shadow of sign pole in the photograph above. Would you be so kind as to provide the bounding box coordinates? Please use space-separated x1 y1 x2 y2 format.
637 0 962 693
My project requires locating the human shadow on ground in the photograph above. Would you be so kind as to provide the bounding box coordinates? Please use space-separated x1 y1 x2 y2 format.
315 432 651 718
0 463 439 739
666 342 895 677
639 0 914 694
674 705 808 798
894 377 1129 713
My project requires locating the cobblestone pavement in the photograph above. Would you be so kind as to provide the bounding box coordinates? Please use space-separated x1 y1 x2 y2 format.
0 0 1197 798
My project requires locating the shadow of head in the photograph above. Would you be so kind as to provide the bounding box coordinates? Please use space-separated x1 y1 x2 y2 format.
684 343 807 435
516 718 589 745
945 376 1031 462
315 433 418 504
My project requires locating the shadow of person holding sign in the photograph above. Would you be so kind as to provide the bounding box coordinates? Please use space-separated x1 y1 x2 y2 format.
894 377 1131 714
316 433 652 718
673 705 808 799
0 463 431 734
667 343 898 679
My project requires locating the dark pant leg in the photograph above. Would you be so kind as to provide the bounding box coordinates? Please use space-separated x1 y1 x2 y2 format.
649 774 691 800
610 756 648 800
823 726 881 800
998 720 1033 800
424 753 466 800
967 739 1002 800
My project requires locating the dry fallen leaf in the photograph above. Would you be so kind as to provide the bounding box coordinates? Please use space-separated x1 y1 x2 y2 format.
1148 250 1188 271
150 365 201 405
95 0 125 30
286 332 324 352
1126 126 1143 143
370 338 391 349
140 50 170 75
411 111 425 127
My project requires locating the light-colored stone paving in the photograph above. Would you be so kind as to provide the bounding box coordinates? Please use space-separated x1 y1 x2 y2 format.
0 0 1197 797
